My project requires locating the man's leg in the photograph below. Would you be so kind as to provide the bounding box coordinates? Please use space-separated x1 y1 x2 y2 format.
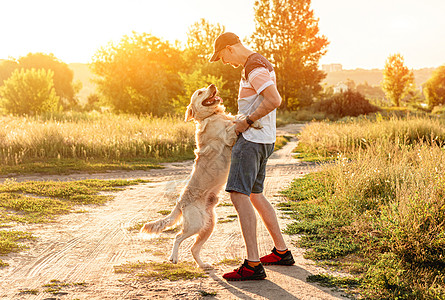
250 192 287 251
230 191 259 261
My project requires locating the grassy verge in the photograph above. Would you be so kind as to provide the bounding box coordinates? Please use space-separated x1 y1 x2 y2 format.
292 143 336 162
274 135 292 151
281 117 445 299
297 115 445 157
0 178 148 266
0 158 166 176
276 109 328 127
0 113 195 175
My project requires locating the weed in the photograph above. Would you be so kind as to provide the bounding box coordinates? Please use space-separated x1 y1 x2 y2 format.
42 280 87 295
217 202 233 207
164 226 180 234
157 210 171 216
216 258 242 266
307 274 361 289
217 219 235 224
115 261 206 281
282 117 445 298
128 221 145 232
274 135 292 151
18 289 39 295
0 230 33 256
199 290 217 296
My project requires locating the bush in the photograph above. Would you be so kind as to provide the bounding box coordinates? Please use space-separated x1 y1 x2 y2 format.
313 90 379 118
424 65 445 109
0 68 60 115
282 119 445 298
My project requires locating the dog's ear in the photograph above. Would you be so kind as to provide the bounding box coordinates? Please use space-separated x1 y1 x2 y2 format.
185 104 195 122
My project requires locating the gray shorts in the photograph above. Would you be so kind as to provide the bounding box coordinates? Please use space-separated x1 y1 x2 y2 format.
225 134 275 196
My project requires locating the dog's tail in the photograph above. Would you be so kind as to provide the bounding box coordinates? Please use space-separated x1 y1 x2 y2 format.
140 205 182 234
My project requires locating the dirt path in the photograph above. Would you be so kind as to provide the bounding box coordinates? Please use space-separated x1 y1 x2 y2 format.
0 124 350 299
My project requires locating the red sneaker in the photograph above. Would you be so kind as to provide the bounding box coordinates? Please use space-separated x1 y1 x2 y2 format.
222 259 267 281
260 247 295 265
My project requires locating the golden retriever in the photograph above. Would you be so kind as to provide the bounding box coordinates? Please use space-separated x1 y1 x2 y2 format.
140 84 260 268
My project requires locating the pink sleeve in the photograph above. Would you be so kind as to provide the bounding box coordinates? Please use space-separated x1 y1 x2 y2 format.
248 67 274 94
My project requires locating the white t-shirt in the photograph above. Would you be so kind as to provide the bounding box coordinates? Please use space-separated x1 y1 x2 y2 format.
238 53 277 144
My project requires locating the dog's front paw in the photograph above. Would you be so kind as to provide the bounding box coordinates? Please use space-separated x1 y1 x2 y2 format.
251 121 263 129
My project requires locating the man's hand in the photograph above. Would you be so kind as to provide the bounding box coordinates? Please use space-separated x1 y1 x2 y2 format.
234 119 250 135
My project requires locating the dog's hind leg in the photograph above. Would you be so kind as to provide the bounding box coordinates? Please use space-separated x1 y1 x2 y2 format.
192 193 217 269
169 207 203 264
191 213 215 269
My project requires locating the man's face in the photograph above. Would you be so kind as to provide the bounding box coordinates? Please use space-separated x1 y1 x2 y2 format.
219 47 240 68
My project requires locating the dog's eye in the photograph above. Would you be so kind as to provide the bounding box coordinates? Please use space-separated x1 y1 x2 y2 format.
198 91 203 96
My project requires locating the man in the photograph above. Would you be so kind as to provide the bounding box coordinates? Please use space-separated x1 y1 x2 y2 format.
209 32 294 281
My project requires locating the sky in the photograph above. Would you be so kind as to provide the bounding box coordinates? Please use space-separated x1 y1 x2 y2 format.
1 0 444 70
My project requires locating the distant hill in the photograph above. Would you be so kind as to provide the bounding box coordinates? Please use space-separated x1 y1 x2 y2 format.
69 63 96 105
323 68 436 87
46 63 440 104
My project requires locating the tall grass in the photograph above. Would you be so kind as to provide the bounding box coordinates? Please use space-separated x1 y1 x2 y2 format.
283 116 445 299
0 113 195 165
297 115 445 157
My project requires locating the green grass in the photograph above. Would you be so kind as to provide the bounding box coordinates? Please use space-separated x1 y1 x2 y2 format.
217 219 235 224
216 258 242 266
0 158 164 175
19 280 88 296
292 143 336 162
199 290 217 297
307 274 361 289
114 261 206 281
157 210 171 216
0 179 148 266
274 135 292 151
281 117 445 299
18 289 39 295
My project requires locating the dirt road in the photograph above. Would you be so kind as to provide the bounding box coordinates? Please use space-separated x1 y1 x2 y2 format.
0 124 349 299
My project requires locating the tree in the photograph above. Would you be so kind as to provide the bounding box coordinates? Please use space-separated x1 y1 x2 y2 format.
381 53 415 107
83 93 103 111
250 0 329 110
0 68 60 115
185 18 225 64
313 90 379 118
0 53 80 110
184 19 242 113
423 65 445 109
175 70 227 112
0 60 18 84
90 32 185 115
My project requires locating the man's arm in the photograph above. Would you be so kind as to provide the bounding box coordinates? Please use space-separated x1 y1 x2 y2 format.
235 84 282 135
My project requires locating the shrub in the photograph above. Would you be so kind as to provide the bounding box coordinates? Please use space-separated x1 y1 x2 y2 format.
282 119 445 298
423 65 445 109
0 68 60 115
313 90 379 118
